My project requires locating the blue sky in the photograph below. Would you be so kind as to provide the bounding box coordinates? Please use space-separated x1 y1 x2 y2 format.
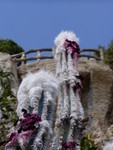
0 0 113 51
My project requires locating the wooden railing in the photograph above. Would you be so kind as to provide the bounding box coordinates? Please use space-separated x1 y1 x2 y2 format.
79 48 104 61
11 48 54 65
11 47 104 66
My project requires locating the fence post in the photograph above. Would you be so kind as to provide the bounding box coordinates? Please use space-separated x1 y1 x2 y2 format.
100 48 104 62
52 46 56 59
21 53 26 65
37 51 41 62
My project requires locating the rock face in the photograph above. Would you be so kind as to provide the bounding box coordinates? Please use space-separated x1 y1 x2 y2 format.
17 59 56 79
78 59 113 147
1 52 113 148
0 52 19 95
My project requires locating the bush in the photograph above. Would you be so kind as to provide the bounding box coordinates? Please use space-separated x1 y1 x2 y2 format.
80 134 98 150
0 39 24 55
104 40 113 69
97 40 113 69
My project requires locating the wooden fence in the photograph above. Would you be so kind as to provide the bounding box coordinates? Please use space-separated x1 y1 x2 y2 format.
11 47 104 66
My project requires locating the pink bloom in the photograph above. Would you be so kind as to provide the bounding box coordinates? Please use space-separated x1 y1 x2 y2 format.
7 132 18 143
5 132 18 150
5 110 41 150
64 39 80 55
20 109 41 131
64 39 80 69
62 141 76 149
18 130 34 144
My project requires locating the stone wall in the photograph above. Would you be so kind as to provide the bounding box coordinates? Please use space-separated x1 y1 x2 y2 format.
0 52 19 95
78 59 113 147
17 59 56 79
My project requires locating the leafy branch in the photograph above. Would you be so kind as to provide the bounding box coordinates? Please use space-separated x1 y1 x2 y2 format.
80 133 98 150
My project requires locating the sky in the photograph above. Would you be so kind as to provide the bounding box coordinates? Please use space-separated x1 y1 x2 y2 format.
0 0 113 51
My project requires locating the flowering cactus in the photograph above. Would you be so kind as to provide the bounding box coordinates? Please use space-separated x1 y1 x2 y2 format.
5 70 59 150
51 31 85 150
5 31 85 150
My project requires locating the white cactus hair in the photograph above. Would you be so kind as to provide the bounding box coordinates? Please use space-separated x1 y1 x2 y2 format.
54 30 79 47
16 69 59 118
103 141 113 150
52 30 84 149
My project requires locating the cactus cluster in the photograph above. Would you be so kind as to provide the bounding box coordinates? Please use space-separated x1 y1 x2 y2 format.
5 31 85 150
5 70 59 150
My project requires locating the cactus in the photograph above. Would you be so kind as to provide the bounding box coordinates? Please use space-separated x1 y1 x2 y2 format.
51 31 85 150
5 70 59 150
5 31 85 150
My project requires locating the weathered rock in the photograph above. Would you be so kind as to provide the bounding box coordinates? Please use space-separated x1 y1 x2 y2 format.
17 59 56 79
78 59 113 148
0 52 19 95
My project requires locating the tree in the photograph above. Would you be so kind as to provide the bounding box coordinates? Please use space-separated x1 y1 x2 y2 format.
0 39 24 55
97 40 113 69
103 40 113 69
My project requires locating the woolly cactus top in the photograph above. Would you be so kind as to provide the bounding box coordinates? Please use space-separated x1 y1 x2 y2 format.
54 31 79 47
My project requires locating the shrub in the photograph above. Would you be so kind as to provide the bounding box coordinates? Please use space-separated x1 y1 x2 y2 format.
0 39 24 55
80 134 98 150
97 40 113 69
104 40 113 69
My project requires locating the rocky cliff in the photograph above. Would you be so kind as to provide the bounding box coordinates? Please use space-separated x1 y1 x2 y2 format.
0 52 113 148
78 59 113 147
0 52 19 95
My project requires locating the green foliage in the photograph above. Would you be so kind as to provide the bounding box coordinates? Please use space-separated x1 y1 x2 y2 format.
98 40 113 69
104 40 113 69
81 134 98 150
0 39 24 55
0 69 18 148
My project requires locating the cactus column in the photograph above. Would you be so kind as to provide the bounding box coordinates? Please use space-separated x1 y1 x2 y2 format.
5 70 59 150
51 31 84 150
